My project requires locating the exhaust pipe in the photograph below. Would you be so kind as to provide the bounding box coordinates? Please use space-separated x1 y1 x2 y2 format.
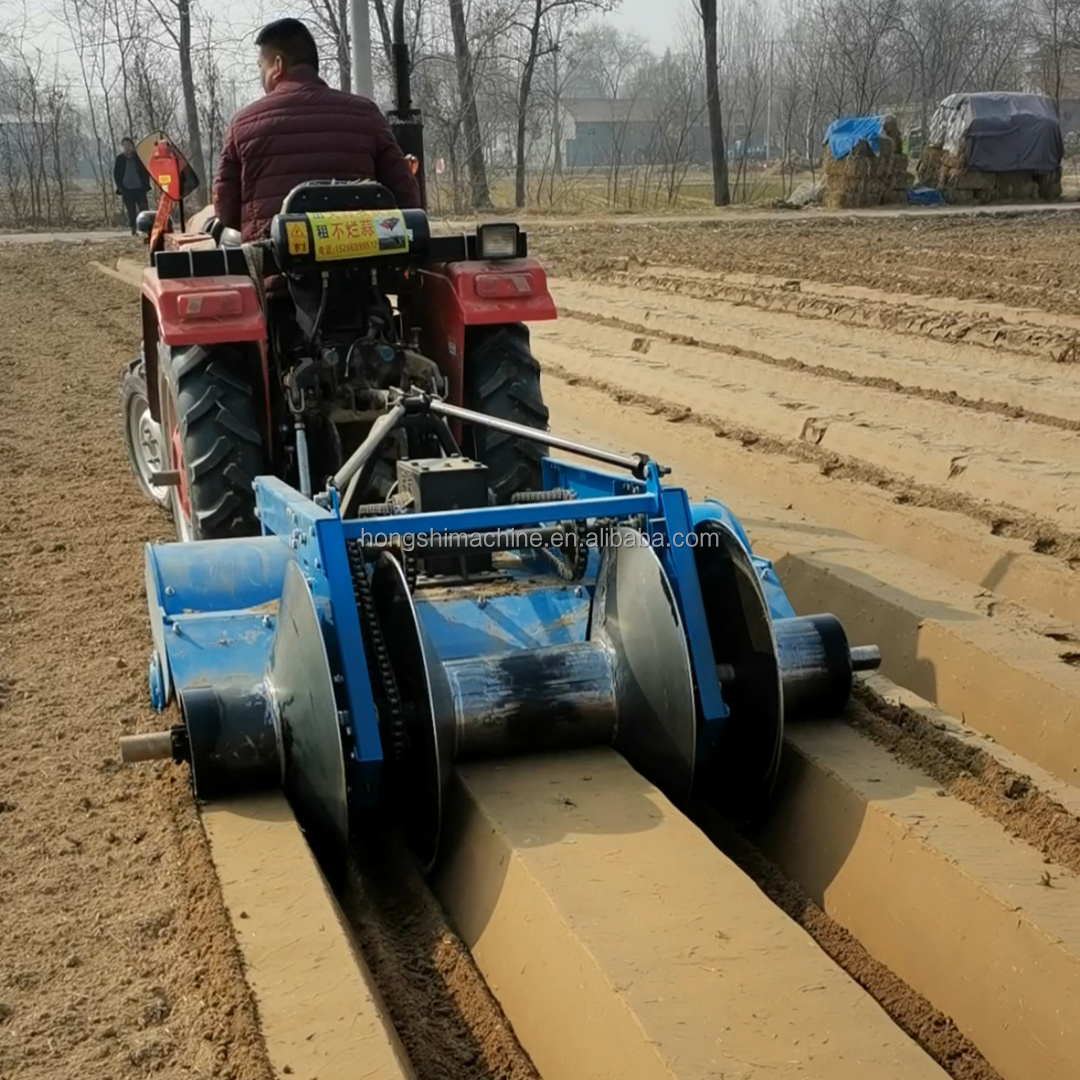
387 0 427 208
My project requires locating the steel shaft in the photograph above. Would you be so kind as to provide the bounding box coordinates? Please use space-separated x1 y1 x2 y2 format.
426 398 645 474
120 731 174 762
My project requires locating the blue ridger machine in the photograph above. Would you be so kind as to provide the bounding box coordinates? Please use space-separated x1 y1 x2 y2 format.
122 392 880 869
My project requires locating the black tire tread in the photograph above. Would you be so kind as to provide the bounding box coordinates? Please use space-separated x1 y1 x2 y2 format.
173 350 263 539
463 324 549 503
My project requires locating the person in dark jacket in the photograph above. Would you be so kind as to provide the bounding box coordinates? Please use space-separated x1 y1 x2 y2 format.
213 18 421 242
113 137 151 234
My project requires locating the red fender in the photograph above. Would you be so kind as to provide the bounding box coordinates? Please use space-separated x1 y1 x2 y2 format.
140 269 272 451
414 259 557 437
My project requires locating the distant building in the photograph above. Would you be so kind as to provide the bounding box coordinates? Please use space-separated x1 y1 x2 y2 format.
562 98 711 168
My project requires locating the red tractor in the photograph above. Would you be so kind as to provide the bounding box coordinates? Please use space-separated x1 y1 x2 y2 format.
121 31 554 540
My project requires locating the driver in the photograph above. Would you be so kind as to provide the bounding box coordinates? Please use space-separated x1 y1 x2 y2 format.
213 18 421 242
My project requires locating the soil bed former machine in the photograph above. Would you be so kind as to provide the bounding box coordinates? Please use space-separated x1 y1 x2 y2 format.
119 16 880 870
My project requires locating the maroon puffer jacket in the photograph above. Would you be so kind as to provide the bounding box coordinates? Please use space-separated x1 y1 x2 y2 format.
213 69 422 242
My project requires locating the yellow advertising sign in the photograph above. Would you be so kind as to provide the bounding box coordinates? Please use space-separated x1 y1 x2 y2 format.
306 210 409 262
285 221 309 255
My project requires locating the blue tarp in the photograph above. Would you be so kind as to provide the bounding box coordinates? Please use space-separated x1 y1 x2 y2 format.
824 116 887 160
907 186 945 206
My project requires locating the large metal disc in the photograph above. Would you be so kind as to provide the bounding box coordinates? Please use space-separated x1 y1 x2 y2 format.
370 553 450 873
591 526 697 805
693 520 783 820
268 560 349 859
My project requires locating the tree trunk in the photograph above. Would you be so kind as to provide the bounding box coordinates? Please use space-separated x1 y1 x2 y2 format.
515 1 543 209
337 0 350 90
515 59 536 208
372 0 393 68
552 47 563 176
178 0 207 209
448 0 491 208
701 0 730 206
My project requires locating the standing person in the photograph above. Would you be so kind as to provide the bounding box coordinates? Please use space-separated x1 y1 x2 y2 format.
213 17 421 243
113 137 151 234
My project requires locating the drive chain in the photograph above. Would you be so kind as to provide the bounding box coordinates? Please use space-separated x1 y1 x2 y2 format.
346 539 408 763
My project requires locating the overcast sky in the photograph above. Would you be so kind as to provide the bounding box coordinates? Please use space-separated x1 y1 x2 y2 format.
20 0 695 90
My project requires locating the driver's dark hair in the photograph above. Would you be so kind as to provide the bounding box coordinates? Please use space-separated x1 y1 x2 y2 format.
255 18 319 73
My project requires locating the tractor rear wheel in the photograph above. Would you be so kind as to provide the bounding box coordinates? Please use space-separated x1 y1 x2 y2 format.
463 323 549 503
165 347 263 541
121 351 170 510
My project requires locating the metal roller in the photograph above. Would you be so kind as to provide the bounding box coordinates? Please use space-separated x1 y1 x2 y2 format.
367 528 698 871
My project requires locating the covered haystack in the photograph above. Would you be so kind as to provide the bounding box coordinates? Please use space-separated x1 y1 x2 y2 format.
916 92 1063 203
821 115 911 209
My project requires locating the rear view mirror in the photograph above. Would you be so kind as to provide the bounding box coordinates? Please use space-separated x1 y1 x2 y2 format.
136 131 200 201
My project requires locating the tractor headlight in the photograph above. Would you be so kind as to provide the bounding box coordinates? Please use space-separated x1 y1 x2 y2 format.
476 223 519 260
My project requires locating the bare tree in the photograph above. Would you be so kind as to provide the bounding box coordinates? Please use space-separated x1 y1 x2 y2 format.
696 0 731 204
644 40 708 205
571 25 649 205
508 0 615 208
147 0 207 200
448 0 492 207
304 0 351 90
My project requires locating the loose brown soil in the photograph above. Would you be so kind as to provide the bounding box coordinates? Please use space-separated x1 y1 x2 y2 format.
0 241 271 1079
849 684 1080 876
339 835 540 1080
530 212 1080 314
540 356 1080 565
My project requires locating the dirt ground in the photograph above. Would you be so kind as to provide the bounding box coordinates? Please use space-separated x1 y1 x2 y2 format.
0 241 273 1080
3 210 1080 1078
530 211 1080 313
529 213 1080 561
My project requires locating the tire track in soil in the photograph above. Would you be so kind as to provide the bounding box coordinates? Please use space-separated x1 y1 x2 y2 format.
559 306 1080 435
691 807 1004 1080
0 241 273 1080
540 361 1080 566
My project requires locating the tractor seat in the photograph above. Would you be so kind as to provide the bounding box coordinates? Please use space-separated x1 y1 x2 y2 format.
281 179 398 215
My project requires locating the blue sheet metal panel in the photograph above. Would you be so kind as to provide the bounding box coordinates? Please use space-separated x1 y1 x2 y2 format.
691 499 753 556
653 487 727 732
145 536 292 710
252 474 386 801
753 558 797 620
414 585 591 662
147 536 293 616
159 611 275 699
254 475 333 542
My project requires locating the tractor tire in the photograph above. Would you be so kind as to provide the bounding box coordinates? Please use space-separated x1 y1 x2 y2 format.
463 324 549 503
166 347 263 541
120 351 171 510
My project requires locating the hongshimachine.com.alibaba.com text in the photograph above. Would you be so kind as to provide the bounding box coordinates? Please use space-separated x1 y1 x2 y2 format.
353 527 723 553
